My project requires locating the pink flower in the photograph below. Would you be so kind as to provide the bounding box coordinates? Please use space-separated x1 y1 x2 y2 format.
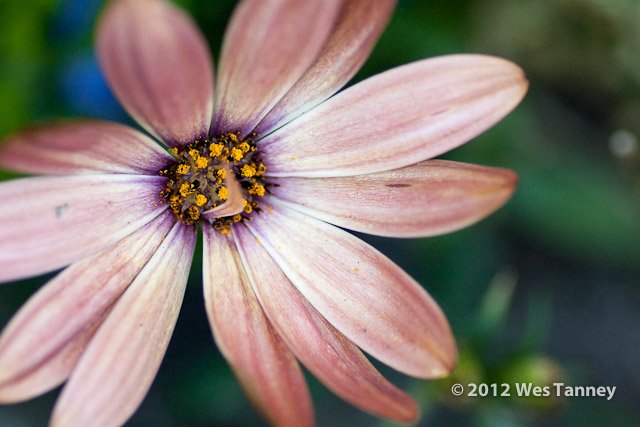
0 0 527 425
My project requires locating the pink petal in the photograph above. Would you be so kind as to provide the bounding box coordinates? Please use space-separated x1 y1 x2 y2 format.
0 120 172 175
255 0 397 135
260 54 528 177
269 160 518 237
0 318 100 405
0 211 175 403
97 0 214 147
211 0 341 138
0 174 167 283
248 206 457 378
234 226 419 423
50 220 195 427
202 224 313 427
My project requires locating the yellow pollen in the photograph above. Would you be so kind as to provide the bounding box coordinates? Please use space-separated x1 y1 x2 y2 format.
169 195 181 210
159 132 266 230
248 184 265 196
218 186 228 200
241 164 256 177
230 147 244 161
176 164 190 174
195 156 208 169
210 143 224 157
187 206 200 221
179 183 194 197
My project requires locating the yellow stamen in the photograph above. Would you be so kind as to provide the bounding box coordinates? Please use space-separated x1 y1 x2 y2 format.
195 156 208 169
248 184 265 197
209 143 224 157
240 164 256 177
195 194 207 206
169 195 181 210
187 206 200 221
217 168 226 179
180 183 194 197
177 164 190 174
218 186 228 200
230 147 244 161
239 142 250 153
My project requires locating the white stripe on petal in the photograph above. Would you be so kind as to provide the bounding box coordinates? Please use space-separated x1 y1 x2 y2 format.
235 226 418 423
248 205 457 379
50 220 195 427
0 174 167 283
260 54 527 177
202 224 313 427
0 120 172 175
268 160 518 237
0 211 175 403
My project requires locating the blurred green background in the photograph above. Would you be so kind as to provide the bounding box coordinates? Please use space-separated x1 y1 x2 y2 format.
1 0 639 425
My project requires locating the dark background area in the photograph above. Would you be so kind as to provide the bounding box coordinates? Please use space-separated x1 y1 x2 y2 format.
1 0 639 425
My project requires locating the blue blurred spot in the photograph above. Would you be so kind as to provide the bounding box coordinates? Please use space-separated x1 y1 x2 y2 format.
51 0 103 39
58 54 126 121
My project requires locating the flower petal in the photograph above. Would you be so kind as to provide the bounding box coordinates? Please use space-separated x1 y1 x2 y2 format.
269 160 518 237
203 225 313 427
248 205 457 378
234 226 419 423
97 0 214 146
260 54 528 177
255 0 397 135
50 220 195 427
0 174 167 283
211 0 341 138
0 211 175 403
0 319 100 406
0 120 172 175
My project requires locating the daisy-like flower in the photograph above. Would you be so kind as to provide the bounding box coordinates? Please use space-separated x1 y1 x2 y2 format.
0 0 527 425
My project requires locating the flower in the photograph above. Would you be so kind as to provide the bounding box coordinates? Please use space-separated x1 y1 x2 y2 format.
0 0 527 425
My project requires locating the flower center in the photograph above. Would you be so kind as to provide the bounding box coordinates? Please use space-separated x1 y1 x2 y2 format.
159 132 266 233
